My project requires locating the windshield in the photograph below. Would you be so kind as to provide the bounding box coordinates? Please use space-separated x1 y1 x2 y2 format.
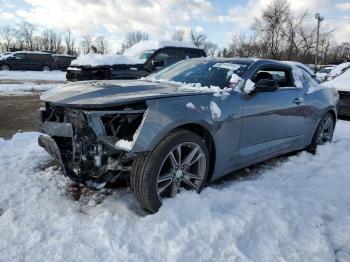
150 59 250 88
139 50 155 60
319 68 332 73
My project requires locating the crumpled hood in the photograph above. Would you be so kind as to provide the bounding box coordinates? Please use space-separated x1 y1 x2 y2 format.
41 80 208 108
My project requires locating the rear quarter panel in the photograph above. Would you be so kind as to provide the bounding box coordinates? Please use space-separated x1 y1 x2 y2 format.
302 86 338 144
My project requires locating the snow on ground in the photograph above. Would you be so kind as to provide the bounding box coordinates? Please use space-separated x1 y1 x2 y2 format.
0 71 66 95
1 121 350 261
0 83 62 95
0 71 66 81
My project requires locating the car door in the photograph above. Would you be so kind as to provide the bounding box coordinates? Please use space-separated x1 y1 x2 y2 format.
11 53 30 70
238 65 306 165
28 54 44 70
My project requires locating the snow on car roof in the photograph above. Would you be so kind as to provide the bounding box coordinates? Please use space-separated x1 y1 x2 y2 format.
52 54 76 57
328 62 350 78
324 69 350 92
0 51 52 60
123 40 200 58
70 53 144 67
281 61 314 75
70 41 201 67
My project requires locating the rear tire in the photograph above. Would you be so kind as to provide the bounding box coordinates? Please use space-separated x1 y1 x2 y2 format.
0 64 10 71
307 112 335 154
130 130 209 213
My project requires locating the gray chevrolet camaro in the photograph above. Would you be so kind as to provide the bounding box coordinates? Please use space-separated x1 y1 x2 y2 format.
38 58 339 213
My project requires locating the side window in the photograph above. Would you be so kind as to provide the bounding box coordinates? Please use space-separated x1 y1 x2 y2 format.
252 67 294 88
184 50 202 59
301 70 318 90
153 49 182 67
14 53 26 59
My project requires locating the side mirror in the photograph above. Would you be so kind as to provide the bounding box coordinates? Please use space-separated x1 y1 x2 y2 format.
254 79 279 92
152 60 165 68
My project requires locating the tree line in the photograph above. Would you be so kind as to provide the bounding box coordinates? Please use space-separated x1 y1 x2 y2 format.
0 0 348 64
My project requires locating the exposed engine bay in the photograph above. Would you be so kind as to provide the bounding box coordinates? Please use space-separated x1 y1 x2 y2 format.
38 102 147 188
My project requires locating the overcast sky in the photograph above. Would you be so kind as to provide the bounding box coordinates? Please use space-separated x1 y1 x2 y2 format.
1 0 349 51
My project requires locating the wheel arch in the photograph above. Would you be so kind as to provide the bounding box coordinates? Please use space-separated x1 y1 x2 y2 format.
0 63 11 70
171 123 217 182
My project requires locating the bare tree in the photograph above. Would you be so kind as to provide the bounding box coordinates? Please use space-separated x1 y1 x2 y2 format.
17 22 36 51
172 29 186 41
0 25 15 52
80 35 93 54
120 31 149 53
64 29 75 55
254 0 290 59
95 36 109 54
203 41 218 57
190 29 207 47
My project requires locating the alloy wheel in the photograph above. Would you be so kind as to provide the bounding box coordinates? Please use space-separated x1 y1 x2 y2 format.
156 142 207 200
0 64 10 71
317 116 334 145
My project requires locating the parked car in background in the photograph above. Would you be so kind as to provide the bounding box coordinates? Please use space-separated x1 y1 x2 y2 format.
38 58 338 213
326 62 350 80
324 69 350 116
0 51 54 71
316 66 334 82
66 40 206 81
52 54 76 71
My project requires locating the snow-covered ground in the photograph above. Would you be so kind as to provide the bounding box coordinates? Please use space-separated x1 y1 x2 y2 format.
1 121 350 261
0 83 62 95
0 71 66 81
0 71 66 95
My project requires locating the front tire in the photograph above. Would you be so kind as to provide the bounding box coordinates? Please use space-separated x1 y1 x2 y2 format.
307 112 335 154
130 130 209 213
0 64 10 71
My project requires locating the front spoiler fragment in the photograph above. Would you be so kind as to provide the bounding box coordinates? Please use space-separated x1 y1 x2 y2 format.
38 135 67 174
39 121 73 137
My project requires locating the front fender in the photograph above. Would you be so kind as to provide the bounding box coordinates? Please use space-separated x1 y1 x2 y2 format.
131 96 217 153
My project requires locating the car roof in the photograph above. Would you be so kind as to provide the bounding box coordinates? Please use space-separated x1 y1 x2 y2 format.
189 57 256 64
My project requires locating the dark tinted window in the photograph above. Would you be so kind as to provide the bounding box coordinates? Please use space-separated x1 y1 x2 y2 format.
153 48 183 66
184 49 203 59
253 67 294 88
13 53 26 59
27 54 52 62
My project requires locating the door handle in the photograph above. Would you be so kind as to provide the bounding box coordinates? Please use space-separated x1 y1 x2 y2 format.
293 97 303 105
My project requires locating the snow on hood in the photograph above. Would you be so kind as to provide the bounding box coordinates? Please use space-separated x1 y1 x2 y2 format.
70 53 144 67
324 69 350 92
146 77 232 97
123 40 198 58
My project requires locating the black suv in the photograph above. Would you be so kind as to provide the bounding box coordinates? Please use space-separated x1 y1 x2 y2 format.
0 51 54 71
52 54 76 71
66 44 206 81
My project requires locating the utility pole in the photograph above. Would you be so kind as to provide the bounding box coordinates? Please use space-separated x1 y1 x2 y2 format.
315 13 324 72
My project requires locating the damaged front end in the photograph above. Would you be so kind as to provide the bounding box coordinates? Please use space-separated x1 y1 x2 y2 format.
38 102 147 188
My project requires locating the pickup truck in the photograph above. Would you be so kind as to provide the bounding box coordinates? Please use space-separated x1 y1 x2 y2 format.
66 40 206 81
